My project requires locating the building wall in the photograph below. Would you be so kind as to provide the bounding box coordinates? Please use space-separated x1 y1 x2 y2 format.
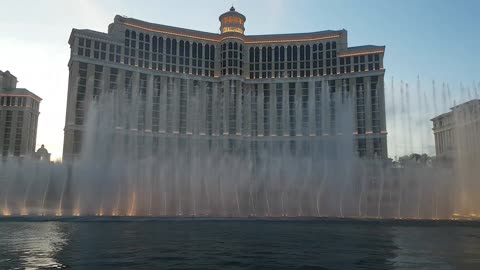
0 95 40 157
63 15 387 161
432 100 480 160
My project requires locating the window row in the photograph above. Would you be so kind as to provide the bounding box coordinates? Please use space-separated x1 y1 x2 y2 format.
125 30 216 77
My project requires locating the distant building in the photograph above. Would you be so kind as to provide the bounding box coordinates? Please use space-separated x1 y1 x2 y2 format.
34 144 51 162
63 7 387 161
431 99 480 162
0 70 41 158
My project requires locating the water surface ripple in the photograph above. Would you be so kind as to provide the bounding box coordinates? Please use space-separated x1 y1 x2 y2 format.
0 218 479 270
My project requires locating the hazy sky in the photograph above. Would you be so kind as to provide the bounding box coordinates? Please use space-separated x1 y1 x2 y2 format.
1 0 479 160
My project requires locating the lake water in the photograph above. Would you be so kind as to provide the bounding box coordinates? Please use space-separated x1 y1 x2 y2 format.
0 218 479 269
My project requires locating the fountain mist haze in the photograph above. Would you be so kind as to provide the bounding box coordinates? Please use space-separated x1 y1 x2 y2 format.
1 78 479 219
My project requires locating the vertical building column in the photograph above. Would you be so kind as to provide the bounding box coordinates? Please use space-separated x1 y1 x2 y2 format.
200 81 207 135
63 61 80 159
236 80 242 135
115 69 124 129
129 71 139 131
9 111 18 156
335 79 343 134
350 78 357 133
364 76 373 157
144 74 154 157
212 82 219 136
295 82 302 136
159 76 167 133
223 80 229 135
102 66 110 94
321 80 329 136
308 79 315 136
145 74 154 132
282 82 288 136
85 63 95 109
215 44 221 78
349 78 358 154
378 75 388 157
244 84 251 136
186 79 193 135
270 82 276 136
173 77 180 133
258 83 264 136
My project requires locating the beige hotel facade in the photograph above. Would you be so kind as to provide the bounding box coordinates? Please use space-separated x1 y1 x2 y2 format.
63 7 387 161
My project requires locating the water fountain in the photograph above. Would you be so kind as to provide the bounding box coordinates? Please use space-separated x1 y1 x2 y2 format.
0 79 478 220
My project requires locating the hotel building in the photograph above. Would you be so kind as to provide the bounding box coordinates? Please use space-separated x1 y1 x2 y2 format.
63 7 387 161
432 99 480 161
0 70 41 158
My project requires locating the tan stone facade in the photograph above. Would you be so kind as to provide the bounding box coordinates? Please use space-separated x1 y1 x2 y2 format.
432 99 480 161
0 70 41 158
63 8 387 161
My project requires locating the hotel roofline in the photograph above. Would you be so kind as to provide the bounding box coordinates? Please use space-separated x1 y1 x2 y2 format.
69 15 385 56
0 88 42 102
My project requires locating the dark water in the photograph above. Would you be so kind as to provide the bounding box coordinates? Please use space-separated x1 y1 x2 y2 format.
0 218 479 270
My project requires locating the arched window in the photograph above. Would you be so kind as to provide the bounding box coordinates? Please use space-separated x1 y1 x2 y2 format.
166 38 171 54
145 34 150 51
131 31 136 39
159 37 163 53
274 46 279 61
332 41 337 49
267 47 273 62
205 44 210 59
192 42 197 58
179 40 184 56
262 47 267 62
152 36 157 52
293 46 298 61
185 41 190 57
125 29 130 38
228 42 233 50
306 45 311 60
234 42 238 50
326 42 330 50
139 33 144 41
222 43 227 50
249 47 254 62
254 47 260 62
210 46 215 60
239 44 243 51
300 45 305 60
197 43 203 58
172 39 177 55
287 46 292 61
280 46 285 61
319 43 323 51
313 44 317 51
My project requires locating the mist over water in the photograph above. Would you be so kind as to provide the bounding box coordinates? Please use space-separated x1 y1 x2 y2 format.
0 78 479 219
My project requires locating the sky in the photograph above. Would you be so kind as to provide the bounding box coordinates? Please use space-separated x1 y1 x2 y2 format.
1 0 479 160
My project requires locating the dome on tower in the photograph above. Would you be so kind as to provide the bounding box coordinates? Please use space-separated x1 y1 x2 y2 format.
219 6 246 35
